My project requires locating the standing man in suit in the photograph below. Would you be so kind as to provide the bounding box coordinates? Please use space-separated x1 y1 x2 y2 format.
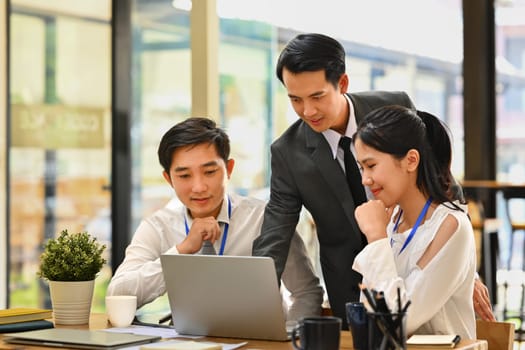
252 33 495 328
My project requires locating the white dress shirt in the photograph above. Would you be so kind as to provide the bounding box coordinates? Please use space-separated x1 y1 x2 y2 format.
322 94 373 200
107 192 323 322
352 203 476 339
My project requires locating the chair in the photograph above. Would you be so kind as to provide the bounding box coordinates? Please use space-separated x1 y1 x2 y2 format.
467 200 484 272
476 319 515 350
501 186 525 341
467 199 501 306
501 186 525 270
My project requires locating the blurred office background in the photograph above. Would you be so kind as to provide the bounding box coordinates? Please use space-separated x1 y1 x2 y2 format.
1 0 525 336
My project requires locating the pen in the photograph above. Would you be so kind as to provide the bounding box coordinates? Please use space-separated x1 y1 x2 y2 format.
397 288 405 350
158 313 172 324
131 316 173 329
359 283 377 311
374 291 390 314
401 300 412 314
397 287 401 313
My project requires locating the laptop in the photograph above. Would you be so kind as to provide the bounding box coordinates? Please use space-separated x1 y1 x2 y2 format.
3 328 161 350
160 254 291 341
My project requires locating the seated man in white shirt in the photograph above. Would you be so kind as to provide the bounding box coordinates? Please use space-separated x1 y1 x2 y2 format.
107 117 323 323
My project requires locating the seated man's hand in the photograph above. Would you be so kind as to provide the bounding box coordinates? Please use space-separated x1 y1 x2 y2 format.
473 278 496 321
176 217 221 254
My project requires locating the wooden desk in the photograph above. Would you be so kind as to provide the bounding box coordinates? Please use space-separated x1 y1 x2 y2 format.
0 314 488 350
461 179 525 215
461 180 525 189
461 180 525 217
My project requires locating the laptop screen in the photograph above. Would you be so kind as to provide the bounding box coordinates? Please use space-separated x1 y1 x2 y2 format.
160 254 290 341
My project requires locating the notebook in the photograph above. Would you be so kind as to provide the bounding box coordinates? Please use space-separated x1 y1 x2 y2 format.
0 307 52 324
3 328 161 349
0 319 54 333
160 254 290 341
406 334 461 348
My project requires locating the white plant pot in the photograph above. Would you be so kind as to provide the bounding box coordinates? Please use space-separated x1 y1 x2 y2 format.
48 280 95 325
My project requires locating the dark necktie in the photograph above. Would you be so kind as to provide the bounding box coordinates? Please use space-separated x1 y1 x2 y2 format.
201 240 216 255
201 221 225 255
339 136 367 206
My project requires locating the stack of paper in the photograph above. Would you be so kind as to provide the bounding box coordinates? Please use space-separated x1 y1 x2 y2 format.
140 341 222 350
139 340 248 350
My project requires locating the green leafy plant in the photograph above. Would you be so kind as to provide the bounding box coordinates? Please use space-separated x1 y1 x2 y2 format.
38 229 107 281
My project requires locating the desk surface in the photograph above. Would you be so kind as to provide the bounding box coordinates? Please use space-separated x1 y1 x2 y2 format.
0 313 488 350
461 180 525 189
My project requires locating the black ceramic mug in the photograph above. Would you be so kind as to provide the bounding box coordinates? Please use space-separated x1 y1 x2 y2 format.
291 316 342 350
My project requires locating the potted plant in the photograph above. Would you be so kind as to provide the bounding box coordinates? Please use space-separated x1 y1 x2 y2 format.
38 229 106 325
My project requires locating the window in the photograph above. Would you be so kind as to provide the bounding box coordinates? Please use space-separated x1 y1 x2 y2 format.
8 1 111 311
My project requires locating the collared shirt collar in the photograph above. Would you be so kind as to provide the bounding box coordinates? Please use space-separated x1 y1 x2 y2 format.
216 193 230 224
322 94 357 159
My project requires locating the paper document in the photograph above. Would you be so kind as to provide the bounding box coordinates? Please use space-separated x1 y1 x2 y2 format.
120 339 247 350
104 325 203 339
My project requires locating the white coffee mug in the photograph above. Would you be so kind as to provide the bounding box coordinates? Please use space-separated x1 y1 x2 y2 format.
105 295 137 327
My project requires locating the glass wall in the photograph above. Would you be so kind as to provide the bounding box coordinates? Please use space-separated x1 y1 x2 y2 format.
270 4 463 176
131 0 464 219
496 1 525 183
129 1 191 240
1 1 7 309
130 2 277 218
8 1 111 311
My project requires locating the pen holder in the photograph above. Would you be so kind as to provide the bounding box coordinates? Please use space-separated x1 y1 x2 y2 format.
367 311 407 350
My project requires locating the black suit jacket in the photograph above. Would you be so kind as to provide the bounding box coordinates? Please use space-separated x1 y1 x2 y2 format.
253 91 415 328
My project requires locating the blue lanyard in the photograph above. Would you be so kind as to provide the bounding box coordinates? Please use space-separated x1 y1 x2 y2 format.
184 197 231 256
392 197 433 254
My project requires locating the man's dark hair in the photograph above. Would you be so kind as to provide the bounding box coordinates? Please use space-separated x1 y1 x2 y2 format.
157 117 230 173
276 33 346 87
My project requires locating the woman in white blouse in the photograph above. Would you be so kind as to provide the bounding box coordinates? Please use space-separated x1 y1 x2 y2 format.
351 105 476 339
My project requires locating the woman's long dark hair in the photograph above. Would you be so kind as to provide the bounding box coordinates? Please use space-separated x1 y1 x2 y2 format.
353 105 464 208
